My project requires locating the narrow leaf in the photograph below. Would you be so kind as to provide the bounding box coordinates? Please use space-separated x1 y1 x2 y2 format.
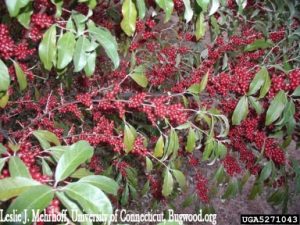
248 67 268 95
0 92 9 108
155 0 174 23
136 0 147 19
259 161 272 182
73 36 90 72
88 26 120 69
186 128 196 153
183 0 193 23
120 0 137 36
265 91 287 125
209 0 220 16
57 32 76 69
232 96 249 125
0 59 10 92
162 169 174 197
84 51 97 77
154 135 164 158
244 39 273 51
123 124 137 153
38 25 56 71
13 61 27 91
195 13 206 41
172 170 187 190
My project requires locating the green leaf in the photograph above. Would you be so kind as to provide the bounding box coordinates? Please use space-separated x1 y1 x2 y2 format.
154 135 164 158
248 96 263 114
209 0 220 16
78 175 119 196
265 90 287 125
292 86 300 96
13 61 27 91
155 0 174 23
56 192 92 225
216 142 227 159
123 124 137 153
9 156 31 178
136 0 147 19
186 128 196 153
0 158 6 173
121 183 129 205
73 36 90 72
70 167 94 178
202 141 214 161
0 143 7 154
183 0 193 23
145 157 153 173
162 169 174 197
8 142 20 152
187 71 208 93
267 190 285 205
48 146 69 161
39 25 56 71
84 51 97 77
6 185 54 225
259 69 271 98
223 179 239 199
232 96 249 125
17 4 33 29
235 0 247 10
248 67 268 95
130 65 148 88
33 130 61 150
55 140 94 182
0 59 10 92
166 129 179 159
50 0 63 17
64 182 113 220
199 71 209 92
259 161 272 182
172 170 187 190
88 26 120 69
0 177 40 201
0 92 9 108
248 182 263 200
120 0 137 36
211 15 220 35
195 13 205 41
41 158 53 176
5 0 30 17
72 11 87 35
57 32 76 69
214 165 225 183
244 39 273 51
196 0 209 12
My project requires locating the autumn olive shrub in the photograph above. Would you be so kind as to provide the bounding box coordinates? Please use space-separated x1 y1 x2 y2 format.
0 0 299 224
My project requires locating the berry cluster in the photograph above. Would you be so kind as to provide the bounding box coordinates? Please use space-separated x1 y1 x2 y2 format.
195 173 209 203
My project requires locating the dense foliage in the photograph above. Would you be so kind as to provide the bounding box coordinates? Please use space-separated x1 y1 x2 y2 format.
0 0 299 224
